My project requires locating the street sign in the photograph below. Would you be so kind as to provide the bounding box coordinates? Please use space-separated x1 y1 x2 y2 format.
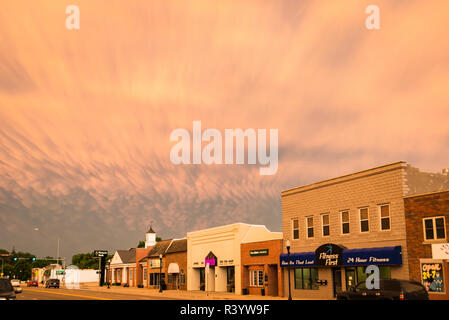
56 271 65 275
94 250 108 257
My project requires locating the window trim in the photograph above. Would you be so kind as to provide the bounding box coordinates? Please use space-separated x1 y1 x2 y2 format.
306 216 314 239
359 207 370 233
249 270 264 287
292 218 299 240
321 213 330 237
340 210 350 235
422 216 447 242
379 203 391 231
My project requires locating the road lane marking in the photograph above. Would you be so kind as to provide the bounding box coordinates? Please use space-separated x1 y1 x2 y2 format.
24 289 112 300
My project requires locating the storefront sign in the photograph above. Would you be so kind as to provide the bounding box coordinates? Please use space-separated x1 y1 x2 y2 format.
205 251 217 267
421 262 445 293
150 259 161 268
342 246 402 266
315 244 344 266
250 249 269 256
281 245 403 267
432 243 449 260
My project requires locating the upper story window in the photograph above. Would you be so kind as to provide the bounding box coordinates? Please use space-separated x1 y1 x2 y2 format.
379 204 391 231
359 207 369 232
306 216 314 238
341 210 350 234
292 219 299 240
423 217 446 241
321 213 330 236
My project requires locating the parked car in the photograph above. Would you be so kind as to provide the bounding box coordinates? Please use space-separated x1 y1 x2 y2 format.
10 279 22 293
0 278 19 300
45 279 60 288
336 279 429 300
27 280 39 287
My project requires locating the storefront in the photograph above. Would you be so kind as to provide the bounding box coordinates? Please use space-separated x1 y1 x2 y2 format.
280 243 403 299
241 239 283 297
187 223 282 295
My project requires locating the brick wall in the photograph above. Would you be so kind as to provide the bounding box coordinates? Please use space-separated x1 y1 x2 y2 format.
404 190 449 300
164 251 187 290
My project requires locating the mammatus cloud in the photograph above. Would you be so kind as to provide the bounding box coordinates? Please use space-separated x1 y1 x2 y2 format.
0 0 448 259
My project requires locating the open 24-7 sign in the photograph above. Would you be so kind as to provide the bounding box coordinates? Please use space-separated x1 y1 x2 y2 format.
94 250 108 257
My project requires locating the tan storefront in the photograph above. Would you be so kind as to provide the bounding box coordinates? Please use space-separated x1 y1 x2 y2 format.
187 223 281 295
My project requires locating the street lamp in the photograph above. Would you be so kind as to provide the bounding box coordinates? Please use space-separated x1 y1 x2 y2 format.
286 240 292 301
159 254 163 293
33 227 62 267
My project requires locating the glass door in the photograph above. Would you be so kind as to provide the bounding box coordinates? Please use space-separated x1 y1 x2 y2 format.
332 268 342 297
345 268 356 291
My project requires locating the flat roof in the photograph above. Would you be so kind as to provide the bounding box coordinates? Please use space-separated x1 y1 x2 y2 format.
404 188 449 199
282 161 406 196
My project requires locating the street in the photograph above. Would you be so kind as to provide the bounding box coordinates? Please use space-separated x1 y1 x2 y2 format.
16 286 181 300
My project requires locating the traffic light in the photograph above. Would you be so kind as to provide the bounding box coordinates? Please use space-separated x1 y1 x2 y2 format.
13 257 18 262
31 257 36 261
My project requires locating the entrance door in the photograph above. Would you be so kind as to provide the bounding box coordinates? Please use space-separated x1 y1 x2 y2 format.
199 268 205 291
332 268 342 297
227 267 235 292
345 268 357 291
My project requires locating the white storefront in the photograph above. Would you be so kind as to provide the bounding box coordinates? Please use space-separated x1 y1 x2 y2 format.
187 223 282 295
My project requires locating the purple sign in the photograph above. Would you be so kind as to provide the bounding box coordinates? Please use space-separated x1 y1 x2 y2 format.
205 251 217 266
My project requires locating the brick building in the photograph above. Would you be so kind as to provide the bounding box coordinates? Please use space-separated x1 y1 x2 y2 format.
281 161 449 299
404 189 449 300
241 239 283 297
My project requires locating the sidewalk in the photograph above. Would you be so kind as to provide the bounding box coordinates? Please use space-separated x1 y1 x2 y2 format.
77 282 288 300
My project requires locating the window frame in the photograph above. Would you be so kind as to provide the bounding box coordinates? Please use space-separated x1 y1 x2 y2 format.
321 213 330 237
292 218 299 240
249 270 264 287
341 210 350 235
306 216 314 239
359 207 370 233
379 204 391 231
422 216 447 241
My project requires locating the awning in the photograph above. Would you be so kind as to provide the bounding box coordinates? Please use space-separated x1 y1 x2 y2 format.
342 246 402 266
280 252 315 267
167 263 180 274
280 245 402 267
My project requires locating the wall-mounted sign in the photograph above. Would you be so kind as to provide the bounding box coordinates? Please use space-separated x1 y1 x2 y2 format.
205 251 217 267
432 243 449 260
421 263 444 293
250 249 269 256
150 259 161 268
315 244 344 266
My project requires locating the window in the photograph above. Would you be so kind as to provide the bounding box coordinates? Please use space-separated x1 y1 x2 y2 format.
292 219 299 239
380 204 390 230
359 207 369 232
129 269 133 281
167 274 172 284
143 268 147 281
322 214 330 236
341 210 350 234
250 270 264 287
306 216 314 238
180 270 185 285
423 217 446 241
294 268 318 290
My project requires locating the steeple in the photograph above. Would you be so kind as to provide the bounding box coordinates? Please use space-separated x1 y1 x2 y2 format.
145 224 156 248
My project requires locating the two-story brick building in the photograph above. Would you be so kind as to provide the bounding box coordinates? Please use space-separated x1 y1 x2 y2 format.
404 189 449 300
281 161 449 299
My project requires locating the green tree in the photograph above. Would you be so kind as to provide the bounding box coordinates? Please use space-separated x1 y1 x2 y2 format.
137 241 145 248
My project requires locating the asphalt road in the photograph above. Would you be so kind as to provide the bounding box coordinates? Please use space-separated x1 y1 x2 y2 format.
16 286 180 300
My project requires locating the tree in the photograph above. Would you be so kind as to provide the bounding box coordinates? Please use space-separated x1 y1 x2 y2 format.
137 241 145 248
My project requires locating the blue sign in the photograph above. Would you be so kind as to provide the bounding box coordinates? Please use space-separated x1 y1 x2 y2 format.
281 245 402 267
342 246 402 266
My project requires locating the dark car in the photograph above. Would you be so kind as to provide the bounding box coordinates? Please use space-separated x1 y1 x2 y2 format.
0 278 18 300
337 279 429 300
45 279 60 288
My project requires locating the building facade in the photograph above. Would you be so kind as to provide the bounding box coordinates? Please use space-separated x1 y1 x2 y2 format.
187 223 281 295
241 238 284 297
109 248 136 286
404 189 449 300
281 162 449 299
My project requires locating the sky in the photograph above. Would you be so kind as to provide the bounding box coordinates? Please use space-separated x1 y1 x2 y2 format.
1 0 448 262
